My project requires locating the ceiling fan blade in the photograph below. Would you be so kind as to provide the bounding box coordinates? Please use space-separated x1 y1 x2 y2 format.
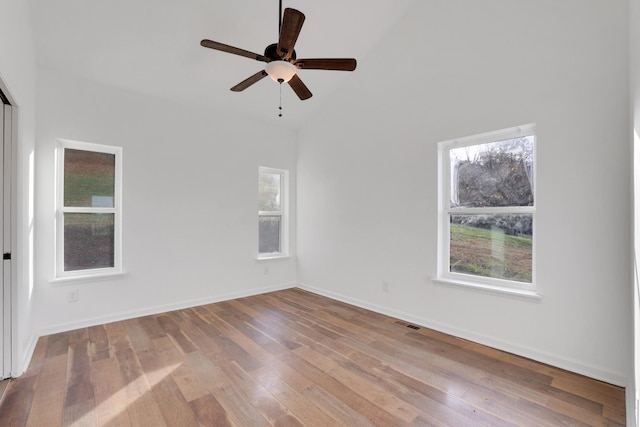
201 39 268 62
295 58 357 71
230 70 268 92
288 74 312 100
277 8 305 60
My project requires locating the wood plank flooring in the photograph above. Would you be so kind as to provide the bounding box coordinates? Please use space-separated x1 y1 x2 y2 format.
0 288 626 426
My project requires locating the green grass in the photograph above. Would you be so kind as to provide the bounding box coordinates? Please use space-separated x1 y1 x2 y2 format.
64 149 115 206
64 173 114 206
450 223 532 283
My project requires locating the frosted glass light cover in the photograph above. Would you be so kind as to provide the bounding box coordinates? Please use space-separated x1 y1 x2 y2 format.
265 61 296 82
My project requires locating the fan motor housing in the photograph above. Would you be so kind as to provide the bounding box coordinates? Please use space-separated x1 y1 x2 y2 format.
265 43 296 61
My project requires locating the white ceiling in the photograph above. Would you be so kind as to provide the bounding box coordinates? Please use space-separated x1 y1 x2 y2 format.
28 0 417 125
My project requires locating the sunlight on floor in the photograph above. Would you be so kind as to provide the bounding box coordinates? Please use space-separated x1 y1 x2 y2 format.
72 361 181 426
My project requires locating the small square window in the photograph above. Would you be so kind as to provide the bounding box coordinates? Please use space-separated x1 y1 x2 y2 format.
64 213 115 271
258 216 281 254
64 149 115 207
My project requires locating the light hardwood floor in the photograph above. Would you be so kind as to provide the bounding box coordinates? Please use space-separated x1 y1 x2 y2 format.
0 288 626 426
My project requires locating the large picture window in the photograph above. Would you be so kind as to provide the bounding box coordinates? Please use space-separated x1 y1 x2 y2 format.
437 124 536 295
56 139 122 278
258 167 288 258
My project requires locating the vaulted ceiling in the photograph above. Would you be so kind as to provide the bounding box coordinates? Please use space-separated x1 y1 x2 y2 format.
29 0 417 125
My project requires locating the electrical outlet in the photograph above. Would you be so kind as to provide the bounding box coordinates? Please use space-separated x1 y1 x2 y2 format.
382 281 390 292
67 289 79 303
264 266 269 275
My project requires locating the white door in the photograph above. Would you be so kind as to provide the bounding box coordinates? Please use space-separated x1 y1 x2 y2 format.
0 103 11 379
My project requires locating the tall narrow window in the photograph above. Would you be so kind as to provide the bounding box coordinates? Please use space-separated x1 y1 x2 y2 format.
437 124 536 294
57 139 122 278
258 167 288 258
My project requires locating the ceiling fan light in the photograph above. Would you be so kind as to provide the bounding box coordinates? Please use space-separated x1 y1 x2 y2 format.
265 60 297 83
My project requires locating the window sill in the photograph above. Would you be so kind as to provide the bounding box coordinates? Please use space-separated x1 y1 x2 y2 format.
50 271 127 286
431 277 541 301
256 255 291 262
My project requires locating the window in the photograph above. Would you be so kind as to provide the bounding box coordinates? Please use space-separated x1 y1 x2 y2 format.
437 124 536 295
56 139 122 278
258 167 288 258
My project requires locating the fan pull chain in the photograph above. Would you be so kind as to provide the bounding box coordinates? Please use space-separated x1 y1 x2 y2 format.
278 81 283 117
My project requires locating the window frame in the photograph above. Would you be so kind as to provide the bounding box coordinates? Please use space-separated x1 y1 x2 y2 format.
258 166 289 259
55 139 123 279
436 124 538 297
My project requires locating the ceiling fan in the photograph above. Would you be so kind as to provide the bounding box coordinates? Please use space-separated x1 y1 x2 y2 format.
200 0 357 101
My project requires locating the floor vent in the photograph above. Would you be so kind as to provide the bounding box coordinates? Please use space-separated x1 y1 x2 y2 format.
406 324 420 330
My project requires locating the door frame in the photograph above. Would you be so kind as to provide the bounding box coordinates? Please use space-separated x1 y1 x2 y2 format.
1 103 11 379
0 78 16 379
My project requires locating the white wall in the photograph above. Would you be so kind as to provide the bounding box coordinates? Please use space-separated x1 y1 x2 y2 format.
0 0 37 375
33 68 297 334
298 0 631 388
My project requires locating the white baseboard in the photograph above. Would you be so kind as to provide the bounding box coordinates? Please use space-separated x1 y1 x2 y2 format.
37 282 297 338
297 282 628 388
